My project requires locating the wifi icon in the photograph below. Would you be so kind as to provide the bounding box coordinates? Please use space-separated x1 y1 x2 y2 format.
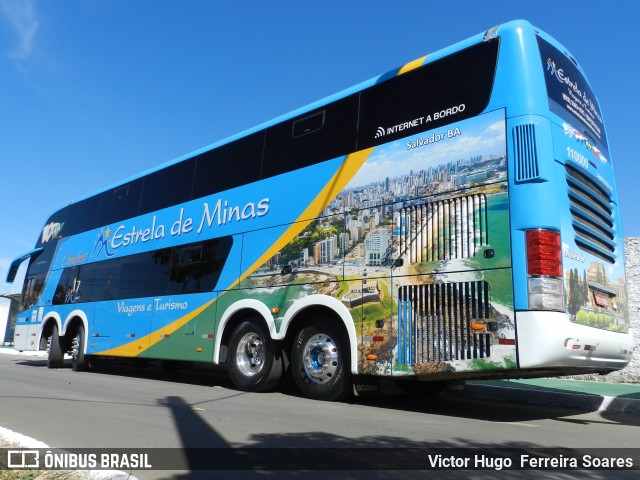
375 127 386 139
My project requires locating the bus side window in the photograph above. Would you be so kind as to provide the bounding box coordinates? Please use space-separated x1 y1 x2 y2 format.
191 132 264 201
292 111 325 138
262 94 359 179
118 249 171 299
52 267 81 305
139 159 196 215
97 180 143 226
94 261 121 301
168 237 232 295
52 195 102 238
356 40 498 150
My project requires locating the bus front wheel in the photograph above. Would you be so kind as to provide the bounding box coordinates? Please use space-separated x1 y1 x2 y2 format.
228 320 283 392
291 319 352 401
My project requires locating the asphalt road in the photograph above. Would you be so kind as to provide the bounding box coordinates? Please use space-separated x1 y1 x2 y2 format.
0 353 638 480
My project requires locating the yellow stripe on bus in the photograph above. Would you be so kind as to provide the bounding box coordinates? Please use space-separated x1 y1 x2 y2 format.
95 147 374 358
231 147 374 289
397 55 428 75
96 297 217 357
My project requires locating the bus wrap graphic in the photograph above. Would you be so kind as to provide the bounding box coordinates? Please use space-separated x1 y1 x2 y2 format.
92 227 116 258
563 123 608 164
6 21 632 401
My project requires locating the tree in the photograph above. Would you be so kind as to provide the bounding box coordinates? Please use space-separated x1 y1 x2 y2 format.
576 310 588 325
567 268 582 316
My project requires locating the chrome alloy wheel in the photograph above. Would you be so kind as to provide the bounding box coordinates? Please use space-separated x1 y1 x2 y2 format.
302 333 339 384
235 332 265 377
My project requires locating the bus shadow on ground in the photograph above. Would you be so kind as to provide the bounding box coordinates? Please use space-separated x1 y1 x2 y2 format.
160 394 640 480
15 356 234 387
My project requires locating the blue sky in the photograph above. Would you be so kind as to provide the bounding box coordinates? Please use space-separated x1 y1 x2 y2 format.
1 0 639 296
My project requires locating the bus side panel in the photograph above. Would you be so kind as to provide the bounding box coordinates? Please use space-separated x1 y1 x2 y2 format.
236 109 516 378
145 292 218 362
388 191 515 378
239 212 347 304
89 300 149 357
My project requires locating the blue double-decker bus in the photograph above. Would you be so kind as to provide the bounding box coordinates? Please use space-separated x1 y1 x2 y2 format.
7 20 633 401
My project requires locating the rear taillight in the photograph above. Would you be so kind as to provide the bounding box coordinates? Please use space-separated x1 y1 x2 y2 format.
526 229 564 311
526 229 562 276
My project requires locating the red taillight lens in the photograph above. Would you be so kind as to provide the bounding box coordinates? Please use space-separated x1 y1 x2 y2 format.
526 229 562 276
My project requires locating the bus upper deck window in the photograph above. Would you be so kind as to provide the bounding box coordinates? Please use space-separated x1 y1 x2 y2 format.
292 111 325 138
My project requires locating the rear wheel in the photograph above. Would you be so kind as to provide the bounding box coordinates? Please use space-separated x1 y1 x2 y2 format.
228 320 283 392
291 319 352 401
47 324 64 369
70 324 87 372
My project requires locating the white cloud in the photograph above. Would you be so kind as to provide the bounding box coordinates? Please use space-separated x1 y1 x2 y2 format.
0 0 39 61
485 120 505 135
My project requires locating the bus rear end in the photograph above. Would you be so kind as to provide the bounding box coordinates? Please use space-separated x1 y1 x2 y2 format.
505 22 633 374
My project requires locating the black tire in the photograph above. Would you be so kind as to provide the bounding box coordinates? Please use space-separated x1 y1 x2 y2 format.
228 320 283 392
47 324 64 369
71 324 87 372
291 319 352 401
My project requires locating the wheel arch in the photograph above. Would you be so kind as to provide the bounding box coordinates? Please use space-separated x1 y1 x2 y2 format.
213 295 358 374
60 310 89 352
214 299 275 364
37 314 62 351
279 294 358 374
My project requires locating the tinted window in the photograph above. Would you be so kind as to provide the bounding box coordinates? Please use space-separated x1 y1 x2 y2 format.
192 132 264 199
51 237 233 303
292 111 325 138
118 249 172 298
168 237 232 294
43 181 141 244
52 266 77 305
262 94 359 179
53 265 95 305
83 260 121 301
357 39 499 150
97 179 143 226
43 196 102 244
139 158 196 215
20 246 55 310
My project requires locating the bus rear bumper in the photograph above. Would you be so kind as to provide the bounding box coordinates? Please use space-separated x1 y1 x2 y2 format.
516 311 634 372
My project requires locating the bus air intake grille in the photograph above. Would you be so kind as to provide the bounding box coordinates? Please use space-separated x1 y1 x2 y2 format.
397 281 491 364
398 193 488 264
565 164 616 263
513 124 540 182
